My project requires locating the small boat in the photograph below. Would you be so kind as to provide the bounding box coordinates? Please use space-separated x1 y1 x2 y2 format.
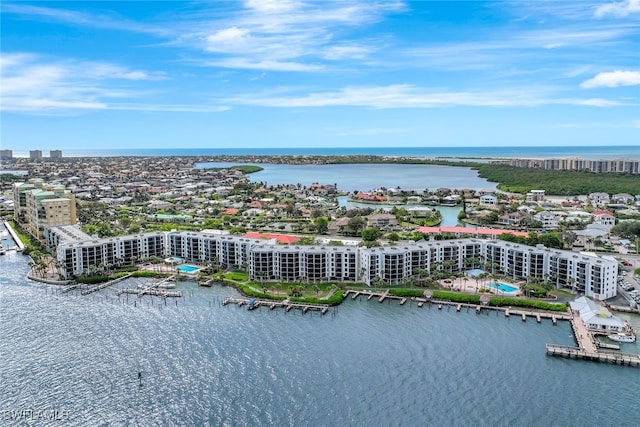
158 283 175 289
607 332 636 343
247 298 258 311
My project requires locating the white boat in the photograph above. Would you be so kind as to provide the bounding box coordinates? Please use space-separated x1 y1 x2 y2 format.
158 283 175 289
607 332 636 343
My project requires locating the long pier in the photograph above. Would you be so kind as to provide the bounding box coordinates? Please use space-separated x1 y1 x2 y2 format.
81 274 133 295
117 288 182 297
344 290 571 322
345 289 640 368
546 308 640 368
546 345 640 367
222 297 330 315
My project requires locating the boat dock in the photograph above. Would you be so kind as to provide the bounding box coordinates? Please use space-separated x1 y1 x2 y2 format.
81 274 133 295
222 297 330 315
545 308 640 368
116 275 182 298
344 290 571 322
546 345 640 367
346 288 640 368
117 288 182 297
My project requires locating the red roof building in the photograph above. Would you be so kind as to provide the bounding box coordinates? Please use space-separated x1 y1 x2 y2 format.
243 232 301 244
416 226 529 238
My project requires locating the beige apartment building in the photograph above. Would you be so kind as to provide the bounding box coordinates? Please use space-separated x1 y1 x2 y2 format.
13 179 77 240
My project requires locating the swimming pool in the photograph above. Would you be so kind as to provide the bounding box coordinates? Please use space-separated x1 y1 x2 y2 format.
177 264 200 274
489 282 518 293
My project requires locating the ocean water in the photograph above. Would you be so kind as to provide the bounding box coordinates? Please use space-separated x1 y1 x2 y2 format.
1 252 639 426
6 145 640 159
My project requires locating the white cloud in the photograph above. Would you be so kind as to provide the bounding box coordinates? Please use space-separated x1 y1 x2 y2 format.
204 58 324 72
595 0 640 18
187 1 404 72
221 84 621 109
580 70 640 88
1 3 167 35
0 53 183 113
574 98 623 107
205 27 252 47
244 0 300 13
323 45 372 60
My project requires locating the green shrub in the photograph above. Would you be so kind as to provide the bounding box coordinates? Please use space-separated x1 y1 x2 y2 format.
389 289 424 297
432 291 481 304
75 276 111 284
488 297 567 311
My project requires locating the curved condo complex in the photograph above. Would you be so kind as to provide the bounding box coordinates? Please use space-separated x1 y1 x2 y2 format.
47 227 618 301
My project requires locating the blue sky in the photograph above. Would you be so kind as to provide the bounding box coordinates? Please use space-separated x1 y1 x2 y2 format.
1 0 639 151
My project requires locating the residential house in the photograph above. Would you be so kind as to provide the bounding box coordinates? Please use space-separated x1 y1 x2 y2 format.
589 192 610 207
365 213 398 228
497 211 531 227
592 210 615 227
479 194 498 207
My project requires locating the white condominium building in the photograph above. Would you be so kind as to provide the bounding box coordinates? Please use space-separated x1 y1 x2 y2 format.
46 229 618 300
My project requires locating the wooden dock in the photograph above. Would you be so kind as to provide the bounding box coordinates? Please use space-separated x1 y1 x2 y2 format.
116 275 182 298
81 274 132 295
544 308 640 367
546 344 640 367
222 297 330 315
117 288 182 297
344 290 572 322
345 288 640 368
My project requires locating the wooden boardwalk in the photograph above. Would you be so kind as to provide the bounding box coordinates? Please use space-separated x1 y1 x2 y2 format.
344 290 572 322
116 275 182 298
81 274 133 296
546 344 640 367
222 297 330 315
117 288 182 297
345 288 640 368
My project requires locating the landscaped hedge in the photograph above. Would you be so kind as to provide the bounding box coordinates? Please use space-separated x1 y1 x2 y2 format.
131 271 170 278
432 291 482 304
488 297 567 312
291 290 345 306
235 283 287 300
75 276 111 284
388 289 425 297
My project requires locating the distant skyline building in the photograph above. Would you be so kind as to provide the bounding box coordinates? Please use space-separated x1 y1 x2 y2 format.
507 157 639 174
29 150 43 161
0 149 13 160
50 150 63 159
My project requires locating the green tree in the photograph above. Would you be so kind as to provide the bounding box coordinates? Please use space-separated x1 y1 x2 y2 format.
362 227 382 242
315 217 329 234
387 232 400 243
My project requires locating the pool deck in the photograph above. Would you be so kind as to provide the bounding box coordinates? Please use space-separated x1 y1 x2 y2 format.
440 277 521 295
177 265 201 274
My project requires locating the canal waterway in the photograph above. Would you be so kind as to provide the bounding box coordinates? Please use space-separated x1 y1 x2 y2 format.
336 196 463 227
1 252 639 426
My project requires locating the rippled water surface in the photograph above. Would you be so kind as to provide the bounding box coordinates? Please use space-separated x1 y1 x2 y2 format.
1 252 639 426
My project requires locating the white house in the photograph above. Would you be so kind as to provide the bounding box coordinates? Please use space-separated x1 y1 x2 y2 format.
592 210 615 227
526 190 545 202
534 211 559 229
479 194 497 207
589 192 610 207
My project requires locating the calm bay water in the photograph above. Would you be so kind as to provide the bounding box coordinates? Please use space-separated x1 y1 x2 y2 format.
197 162 498 193
1 252 639 426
